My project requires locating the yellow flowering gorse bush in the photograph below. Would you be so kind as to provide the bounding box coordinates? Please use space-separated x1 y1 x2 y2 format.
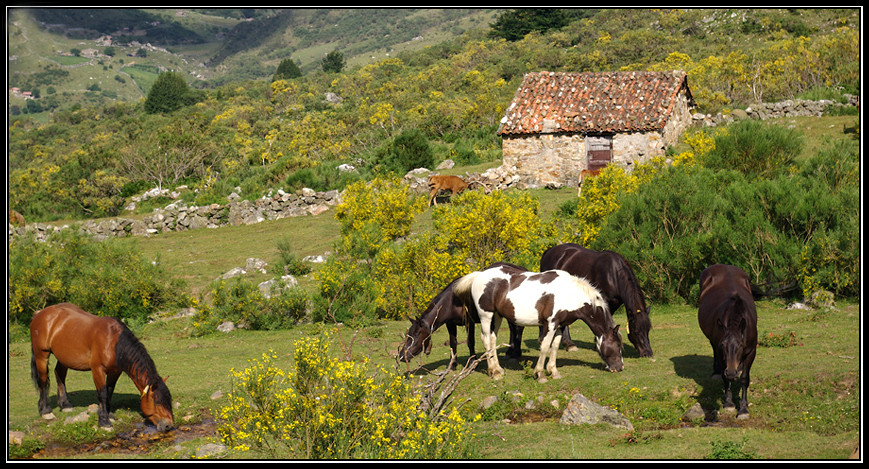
218 336 477 459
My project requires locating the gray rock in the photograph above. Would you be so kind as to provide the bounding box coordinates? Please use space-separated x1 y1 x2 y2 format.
559 393 633 431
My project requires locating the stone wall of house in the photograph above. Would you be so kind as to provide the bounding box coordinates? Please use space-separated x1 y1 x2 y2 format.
501 132 586 187
611 131 663 169
662 92 695 147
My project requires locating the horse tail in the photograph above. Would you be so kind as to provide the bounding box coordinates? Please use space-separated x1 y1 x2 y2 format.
30 353 45 390
452 271 480 303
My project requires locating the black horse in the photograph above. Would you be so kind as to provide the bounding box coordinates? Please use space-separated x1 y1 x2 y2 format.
511 243 653 357
698 264 758 419
398 263 525 370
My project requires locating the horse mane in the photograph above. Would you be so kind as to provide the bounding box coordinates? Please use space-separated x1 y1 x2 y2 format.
723 294 749 329
114 320 172 406
565 274 609 315
604 251 647 307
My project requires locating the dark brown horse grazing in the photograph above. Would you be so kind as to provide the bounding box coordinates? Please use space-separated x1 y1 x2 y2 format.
30 303 174 431
698 264 758 419
398 263 524 370
514 243 653 357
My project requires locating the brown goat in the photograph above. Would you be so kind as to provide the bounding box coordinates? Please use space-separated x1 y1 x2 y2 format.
427 175 469 206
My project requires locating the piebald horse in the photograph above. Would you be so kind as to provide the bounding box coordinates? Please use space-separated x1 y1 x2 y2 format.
398 263 525 371
537 243 653 357
30 303 174 431
453 265 623 383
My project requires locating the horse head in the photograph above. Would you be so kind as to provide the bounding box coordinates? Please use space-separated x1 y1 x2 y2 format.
595 323 624 373
718 312 749 381
140 377 174 432
398 317 433 363
627 305 654 358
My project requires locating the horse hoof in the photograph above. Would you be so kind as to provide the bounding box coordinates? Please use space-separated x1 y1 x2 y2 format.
537 377 548 384
550 372 562 380
100 425 114 432
737 413 750 420
41 412 56 421
566 346 579 352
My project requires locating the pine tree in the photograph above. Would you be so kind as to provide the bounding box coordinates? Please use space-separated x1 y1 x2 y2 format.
144 72 190 114
273 58 302 81
321 50 345 74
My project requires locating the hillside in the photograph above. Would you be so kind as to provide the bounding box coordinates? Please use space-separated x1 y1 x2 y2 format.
7 8 500 112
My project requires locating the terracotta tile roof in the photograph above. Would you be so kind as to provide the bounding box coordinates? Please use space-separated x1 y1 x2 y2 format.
498 71 693 136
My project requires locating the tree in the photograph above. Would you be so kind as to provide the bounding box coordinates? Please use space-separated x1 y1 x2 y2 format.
322 50 345 74
145 72 192 114
273 58 302 81
489 9 570 41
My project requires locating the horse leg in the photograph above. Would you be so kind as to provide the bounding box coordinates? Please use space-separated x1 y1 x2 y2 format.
737 352 756 419
54 363 74 412
546 330 563 380
428 188 438 207
481 315 504 380
466 321 476 361
105 371 122 422
534 329 560 383
446 322 458 371
31 352 54 419
92 368 114 430
506 324 522 361
711 344 724 379
560 325 579 352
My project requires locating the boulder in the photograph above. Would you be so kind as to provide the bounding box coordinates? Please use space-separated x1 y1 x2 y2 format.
559 392 633 431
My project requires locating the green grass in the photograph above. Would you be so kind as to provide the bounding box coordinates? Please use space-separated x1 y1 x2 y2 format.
6 300 859 459
7 115 859 459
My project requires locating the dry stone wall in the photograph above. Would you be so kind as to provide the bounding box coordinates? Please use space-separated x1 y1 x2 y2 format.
9 188 341 242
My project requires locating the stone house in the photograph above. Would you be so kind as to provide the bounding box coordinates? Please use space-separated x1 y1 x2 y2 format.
497 70 695 187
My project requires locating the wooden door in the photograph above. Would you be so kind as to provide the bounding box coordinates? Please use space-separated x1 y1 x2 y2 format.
587 135 612 171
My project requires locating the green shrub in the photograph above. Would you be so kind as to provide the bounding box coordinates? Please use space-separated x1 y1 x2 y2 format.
274 237 313 276
701 120 803 179
707 439 758 460
192 279 308 334
595 145 859 303
382 128 434 174
7 230 188 325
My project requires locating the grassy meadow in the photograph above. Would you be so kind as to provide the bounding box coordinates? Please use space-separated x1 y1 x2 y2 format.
6 115 861 459
5 295 860 459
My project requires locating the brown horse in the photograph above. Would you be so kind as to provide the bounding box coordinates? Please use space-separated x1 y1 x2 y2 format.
30 303 174 431
698 264 758 419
